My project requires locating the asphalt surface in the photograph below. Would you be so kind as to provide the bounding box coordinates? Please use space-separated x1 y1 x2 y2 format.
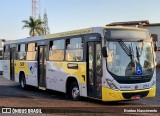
0 70 159 115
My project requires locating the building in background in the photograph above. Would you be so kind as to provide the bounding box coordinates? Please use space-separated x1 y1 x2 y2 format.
107 20 160 64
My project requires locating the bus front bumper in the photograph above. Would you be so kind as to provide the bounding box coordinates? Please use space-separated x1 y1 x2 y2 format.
102 86 156 101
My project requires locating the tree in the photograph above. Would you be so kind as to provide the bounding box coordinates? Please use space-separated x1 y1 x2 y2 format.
22 16 44 37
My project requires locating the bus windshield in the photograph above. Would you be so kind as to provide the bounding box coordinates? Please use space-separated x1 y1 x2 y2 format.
107 41 154 76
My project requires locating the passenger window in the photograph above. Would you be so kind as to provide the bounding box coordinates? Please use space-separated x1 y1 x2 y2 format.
26 43 37 60
16 44 26 60
20 44 26 51
66 37 83 61
4 45 10 60
49 39 65 61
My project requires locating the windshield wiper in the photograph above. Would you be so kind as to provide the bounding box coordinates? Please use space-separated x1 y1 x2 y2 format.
118 41 133 58
136 40 144 62
118 40 135 69
136 46 140 62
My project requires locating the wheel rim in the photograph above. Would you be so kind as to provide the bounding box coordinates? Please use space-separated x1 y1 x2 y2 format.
72 87 80 99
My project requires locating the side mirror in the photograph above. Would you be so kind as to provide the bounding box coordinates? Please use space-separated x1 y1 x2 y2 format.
154 42 157 52
102 47 108 57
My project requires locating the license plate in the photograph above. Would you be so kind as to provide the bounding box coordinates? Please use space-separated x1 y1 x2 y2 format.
131 96 140 100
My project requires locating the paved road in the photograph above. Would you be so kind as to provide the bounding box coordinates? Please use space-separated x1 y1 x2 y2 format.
0 70 160 115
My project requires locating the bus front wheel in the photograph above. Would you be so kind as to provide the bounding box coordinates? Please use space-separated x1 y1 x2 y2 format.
69 82 80 101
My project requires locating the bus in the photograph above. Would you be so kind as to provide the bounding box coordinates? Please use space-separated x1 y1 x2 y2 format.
3 26 156 101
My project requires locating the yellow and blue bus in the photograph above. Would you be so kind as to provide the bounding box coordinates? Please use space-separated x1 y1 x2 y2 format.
3 26 156 101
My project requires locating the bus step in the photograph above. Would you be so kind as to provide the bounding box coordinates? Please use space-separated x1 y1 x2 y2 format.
38 87 46 90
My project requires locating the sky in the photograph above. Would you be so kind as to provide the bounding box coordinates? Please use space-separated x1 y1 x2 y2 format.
0 0 160 40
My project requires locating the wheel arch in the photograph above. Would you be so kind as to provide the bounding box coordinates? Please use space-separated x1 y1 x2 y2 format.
19 71 25 82
66 76 79 95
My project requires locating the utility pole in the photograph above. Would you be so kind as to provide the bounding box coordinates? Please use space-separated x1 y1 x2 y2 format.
43 10 50 34
32 0 50 34
32 0 41 19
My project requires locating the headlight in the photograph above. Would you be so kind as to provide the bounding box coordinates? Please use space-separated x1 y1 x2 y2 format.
106 79 118 90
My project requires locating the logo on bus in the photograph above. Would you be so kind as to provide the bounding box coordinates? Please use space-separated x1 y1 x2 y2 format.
136 66 142 75
30 66 34 75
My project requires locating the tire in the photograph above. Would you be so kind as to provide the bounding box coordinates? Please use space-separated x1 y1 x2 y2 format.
69 82 80 101
20 74 27 89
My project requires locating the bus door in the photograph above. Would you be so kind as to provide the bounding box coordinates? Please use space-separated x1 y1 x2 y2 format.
85 34 102 99
38 46 47 87
10 47 16 81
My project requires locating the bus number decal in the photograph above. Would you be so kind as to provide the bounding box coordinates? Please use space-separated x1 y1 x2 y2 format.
20 62 24 66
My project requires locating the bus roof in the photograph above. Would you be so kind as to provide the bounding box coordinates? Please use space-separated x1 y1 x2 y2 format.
45 26 148 39
45 28 93 39
5 35 44 45
4 26 148 45
104 26 148 31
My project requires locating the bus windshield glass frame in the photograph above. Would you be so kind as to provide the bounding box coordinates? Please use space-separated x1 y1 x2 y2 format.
106 41 154 77
104 28 155 80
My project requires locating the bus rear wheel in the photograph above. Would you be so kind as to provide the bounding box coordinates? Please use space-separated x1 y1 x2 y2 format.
69 82 80 101
20 74 27 89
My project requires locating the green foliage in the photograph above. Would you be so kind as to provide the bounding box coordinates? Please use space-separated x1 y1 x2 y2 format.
22 16 44 37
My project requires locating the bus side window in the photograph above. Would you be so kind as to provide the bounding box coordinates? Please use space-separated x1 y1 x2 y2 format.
49 39 65 61
18 44 26 60
65 37 83 61
26 43 37 60
4 45 10 60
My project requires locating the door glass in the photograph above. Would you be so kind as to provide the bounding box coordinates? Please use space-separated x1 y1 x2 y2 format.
87 42 102 98
96 44 102 75
43 46 47 86
40 47 43 64
39 46 47 87
88 43 94 96
39 47 43 86
89 43 93 70
95 43 102 98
